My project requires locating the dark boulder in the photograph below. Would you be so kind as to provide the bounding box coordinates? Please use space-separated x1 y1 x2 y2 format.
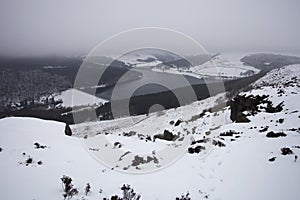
281 147 293 155
64 124 72 136
269 157 276 162
266 131 286 138
174 119 182 126
154 130 178 141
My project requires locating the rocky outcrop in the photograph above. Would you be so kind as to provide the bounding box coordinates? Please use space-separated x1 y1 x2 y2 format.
230 95 269 122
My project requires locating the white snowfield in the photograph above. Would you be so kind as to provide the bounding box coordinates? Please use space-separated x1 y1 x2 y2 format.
152 54 261 80
54 88 108 108
195 54 260 79
0 65 300 199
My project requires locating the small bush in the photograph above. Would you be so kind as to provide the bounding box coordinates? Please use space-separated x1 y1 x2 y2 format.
103 184 141 200
26 157 33 164
61 175 79 199
85 183 91 196
176 192 191 200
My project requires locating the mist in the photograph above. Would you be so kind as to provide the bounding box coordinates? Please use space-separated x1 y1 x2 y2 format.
0 0 300 56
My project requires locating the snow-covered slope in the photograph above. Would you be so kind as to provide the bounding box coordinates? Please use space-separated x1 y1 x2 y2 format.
0 65 300 199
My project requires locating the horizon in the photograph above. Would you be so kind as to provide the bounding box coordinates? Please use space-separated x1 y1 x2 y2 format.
1 0 300 57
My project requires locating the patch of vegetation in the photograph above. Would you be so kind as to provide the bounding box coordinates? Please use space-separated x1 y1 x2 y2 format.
188 145 206 154
34 142 47 149
123 131 136 137
61 175 79 199
266 131 287 138
276 118 284 124
176 192 191 200
103 184 141 200
18 154 42 166
85 183 91 196
220 130 241 137
131 155 159 167
281 147 293 155
191 137 210 145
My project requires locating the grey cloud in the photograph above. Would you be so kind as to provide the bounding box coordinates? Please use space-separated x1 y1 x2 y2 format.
0 0 299 56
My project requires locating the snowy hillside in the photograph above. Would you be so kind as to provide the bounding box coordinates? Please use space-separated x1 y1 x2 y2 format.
0 65 300 199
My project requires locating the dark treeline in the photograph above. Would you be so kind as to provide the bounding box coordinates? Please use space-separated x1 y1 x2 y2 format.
0 56 82 82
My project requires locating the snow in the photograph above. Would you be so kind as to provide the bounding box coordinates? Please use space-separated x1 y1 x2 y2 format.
1 64 300 199
194 53 260 79
54 88 108 108
151 53 261 80
117 51 261 80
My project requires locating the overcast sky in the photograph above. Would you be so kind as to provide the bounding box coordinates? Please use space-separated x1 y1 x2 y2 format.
0 0 300 56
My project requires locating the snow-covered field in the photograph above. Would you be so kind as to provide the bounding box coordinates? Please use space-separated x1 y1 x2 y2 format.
128 53 261 80
195 53 261 79
0 65 300 199
54 88 108 108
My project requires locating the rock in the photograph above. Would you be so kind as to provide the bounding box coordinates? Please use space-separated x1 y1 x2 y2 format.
269 157 276 162
230 95 268 122
188 146 206 154
154 130 178 141
265 102 284 113
266 131 287 138
281 147 293 155
174 119 183 126
259 126 269 132
64 124 72 136
237 112 250 122
123 131 136 137
277 118 284 123
26 157 33 164
114 142 122 148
